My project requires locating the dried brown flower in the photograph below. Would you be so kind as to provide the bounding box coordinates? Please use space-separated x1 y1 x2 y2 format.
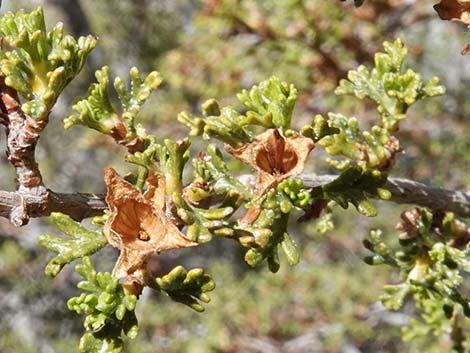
434 0 470 54
103 167 197 278
226 129 314 196
434 0 470 25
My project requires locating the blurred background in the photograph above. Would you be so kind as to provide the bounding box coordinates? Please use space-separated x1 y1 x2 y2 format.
1 0 470 352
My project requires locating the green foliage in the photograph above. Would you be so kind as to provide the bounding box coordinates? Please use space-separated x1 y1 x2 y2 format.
301 39 446 173
312 166 391 217
277 178 312 210
237 76 297 129
51 28 447 348
133 251 400 353
300 114 340 142
0 7 96 118
67 257 138 353
37 212 107 277
178 100 252 146
315 208 335 235
336 39 445 132
178 76 298 146
192 143 249 197
318 113 399 170
239 189 303 272
64 66 161 143
155 138 191 195
149 266 216 313
365 209 470 351
174 191 236 243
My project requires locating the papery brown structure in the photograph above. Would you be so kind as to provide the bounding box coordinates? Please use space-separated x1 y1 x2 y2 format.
434 0 470 25
434 0 470 54
103 167 197 278
226 129 314 196
110 122 145 153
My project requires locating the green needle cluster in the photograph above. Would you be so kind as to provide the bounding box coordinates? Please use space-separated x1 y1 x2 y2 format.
178 76 298 147
64 66 161 148
312 166 390 217
336 39 445 132
237 76 297 129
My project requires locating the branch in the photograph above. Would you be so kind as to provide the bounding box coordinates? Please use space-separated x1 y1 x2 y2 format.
0 174 469 227
0 78 48 193
0 190 107 226
299 175 470 218
0 78 49 225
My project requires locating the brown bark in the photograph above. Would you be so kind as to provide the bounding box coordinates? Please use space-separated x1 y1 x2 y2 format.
0 78 50 225
0 190 107 225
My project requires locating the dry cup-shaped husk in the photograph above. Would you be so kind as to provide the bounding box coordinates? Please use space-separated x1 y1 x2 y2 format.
103 167 197 278
226 129 314 196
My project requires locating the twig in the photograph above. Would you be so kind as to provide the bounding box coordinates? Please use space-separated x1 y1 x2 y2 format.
299 175 470 218
0 174 468 226
0 190 107 226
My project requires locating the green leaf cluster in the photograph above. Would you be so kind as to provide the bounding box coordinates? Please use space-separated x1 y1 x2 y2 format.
192 143 249 197
64 66 161 144
67 257 138 353
0 7 96 118
300 39 446 173
38 212 107 277
237 76 297 129
364 209 470 351
238 186 307 272
336 39 445 132
312 166 391 217
178 76 297 147
148 266 216 313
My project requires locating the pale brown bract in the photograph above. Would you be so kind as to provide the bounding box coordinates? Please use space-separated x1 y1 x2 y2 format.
103 167 197 278
226 129 315 196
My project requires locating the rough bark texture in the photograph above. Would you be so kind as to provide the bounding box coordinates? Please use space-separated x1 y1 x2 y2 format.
0 190 107 224
0 79 49 225
0 79 47 192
